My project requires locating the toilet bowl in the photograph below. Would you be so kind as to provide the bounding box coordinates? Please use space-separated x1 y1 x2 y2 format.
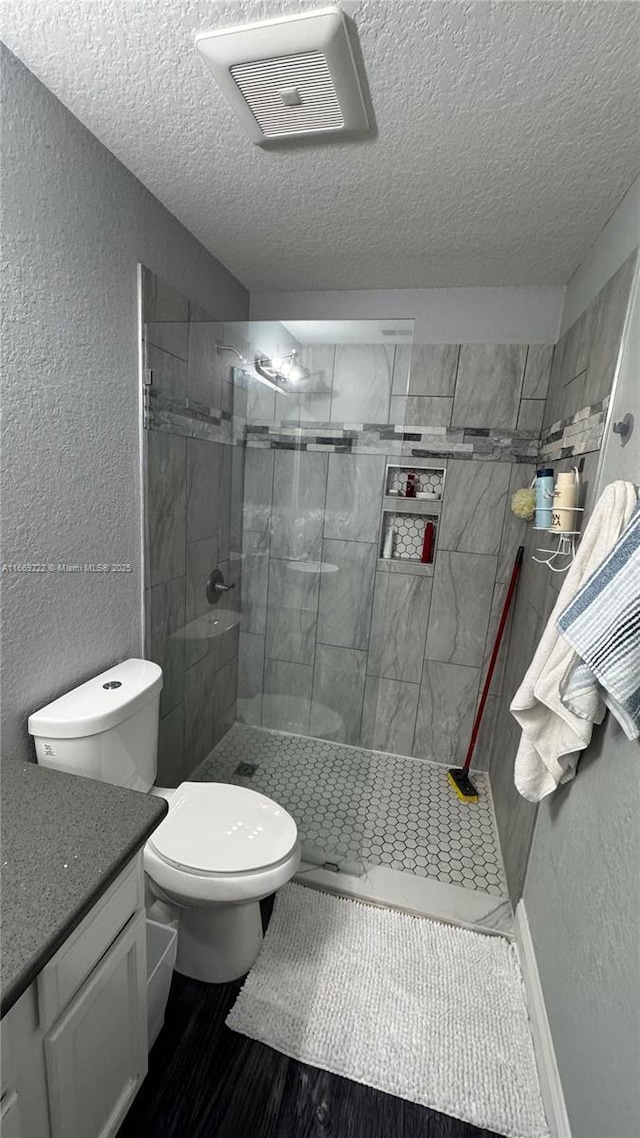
28 658 300 985
146 781 300 982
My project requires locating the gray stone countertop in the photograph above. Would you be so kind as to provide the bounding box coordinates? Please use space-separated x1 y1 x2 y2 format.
1 759 167 1017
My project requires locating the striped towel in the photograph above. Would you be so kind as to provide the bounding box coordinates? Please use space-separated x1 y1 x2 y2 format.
557 500 640 740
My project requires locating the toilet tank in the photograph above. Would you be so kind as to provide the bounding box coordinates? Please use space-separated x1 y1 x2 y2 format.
28 659 163 792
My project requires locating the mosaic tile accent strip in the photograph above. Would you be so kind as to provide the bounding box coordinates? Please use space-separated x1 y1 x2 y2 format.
146 388 246 445
539 397 609 462
195 724 507 896
245 421 540 462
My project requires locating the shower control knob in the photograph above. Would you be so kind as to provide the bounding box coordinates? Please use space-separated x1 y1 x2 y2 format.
206 568 236 605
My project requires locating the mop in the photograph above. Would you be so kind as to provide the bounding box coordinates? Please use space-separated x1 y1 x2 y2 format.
447 546 524 802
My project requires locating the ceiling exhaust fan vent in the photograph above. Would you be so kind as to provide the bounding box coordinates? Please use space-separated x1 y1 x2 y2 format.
230 51 344 138
196 8 369 146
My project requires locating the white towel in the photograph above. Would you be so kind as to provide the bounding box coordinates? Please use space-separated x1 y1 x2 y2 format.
510 480 637 802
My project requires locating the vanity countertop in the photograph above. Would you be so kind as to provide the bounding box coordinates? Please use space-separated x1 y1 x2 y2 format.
1 759 167 1017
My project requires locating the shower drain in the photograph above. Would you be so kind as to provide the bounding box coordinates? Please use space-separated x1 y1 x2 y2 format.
234 762 259 777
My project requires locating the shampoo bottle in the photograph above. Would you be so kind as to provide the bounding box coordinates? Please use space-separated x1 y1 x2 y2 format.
382 525 395 559
535 468 554 528
550 471 578 533
405 472 418 498
421 521 434 564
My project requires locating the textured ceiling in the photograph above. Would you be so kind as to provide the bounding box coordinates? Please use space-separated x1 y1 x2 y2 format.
2 1 639 291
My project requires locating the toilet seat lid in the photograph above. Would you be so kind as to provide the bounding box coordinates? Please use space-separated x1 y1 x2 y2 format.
148 782 298 875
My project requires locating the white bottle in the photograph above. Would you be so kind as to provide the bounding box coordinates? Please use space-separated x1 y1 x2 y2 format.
382 525 395 559
550 470 578 533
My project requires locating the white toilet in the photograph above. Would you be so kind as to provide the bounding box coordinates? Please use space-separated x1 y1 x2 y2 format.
28 658 300 983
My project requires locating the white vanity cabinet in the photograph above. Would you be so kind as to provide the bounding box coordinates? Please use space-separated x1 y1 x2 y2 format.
1 853 148 1138
1 984 47 1138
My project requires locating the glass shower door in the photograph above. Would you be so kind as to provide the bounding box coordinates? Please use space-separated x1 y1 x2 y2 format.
212 319 428 875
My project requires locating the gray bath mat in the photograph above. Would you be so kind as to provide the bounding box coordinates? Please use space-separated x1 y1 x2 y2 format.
227 884 548 1138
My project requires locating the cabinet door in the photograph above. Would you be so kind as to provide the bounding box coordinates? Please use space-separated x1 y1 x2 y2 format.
39 855 143 1029
1 983 51 1138
44 910 147 1138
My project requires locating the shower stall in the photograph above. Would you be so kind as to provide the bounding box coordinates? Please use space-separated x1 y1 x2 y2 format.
140 262 600 931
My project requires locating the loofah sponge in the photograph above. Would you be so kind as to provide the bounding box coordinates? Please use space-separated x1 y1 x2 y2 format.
511 487 536 520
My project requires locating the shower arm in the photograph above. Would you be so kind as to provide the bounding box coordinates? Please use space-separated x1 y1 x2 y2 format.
215 341 244 363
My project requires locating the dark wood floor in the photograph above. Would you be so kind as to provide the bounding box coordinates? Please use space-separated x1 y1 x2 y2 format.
118 899 499 1138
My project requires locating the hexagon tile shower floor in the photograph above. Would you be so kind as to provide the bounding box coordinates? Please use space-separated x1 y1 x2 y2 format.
195 725 507 898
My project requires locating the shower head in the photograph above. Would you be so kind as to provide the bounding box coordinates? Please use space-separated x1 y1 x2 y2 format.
216 341 308 391
255 350 309 385
216 340 282 394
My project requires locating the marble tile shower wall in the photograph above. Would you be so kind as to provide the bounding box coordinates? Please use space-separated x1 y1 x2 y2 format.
142 268 246 787
486 248 637 904
238 339 555 769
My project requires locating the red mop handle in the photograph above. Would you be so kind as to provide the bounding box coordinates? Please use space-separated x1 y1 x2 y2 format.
463 545 524 773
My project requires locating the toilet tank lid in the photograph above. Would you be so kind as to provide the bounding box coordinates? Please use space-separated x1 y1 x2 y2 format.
28 659 163 739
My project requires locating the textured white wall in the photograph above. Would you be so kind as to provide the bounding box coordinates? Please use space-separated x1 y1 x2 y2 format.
523 269 639 1137
0 47 248 762
560 174 640 334
250 285 564 344
3 1 639 293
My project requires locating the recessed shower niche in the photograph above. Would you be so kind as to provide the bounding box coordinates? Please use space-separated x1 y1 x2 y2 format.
380 462 446 573
385 465 444 497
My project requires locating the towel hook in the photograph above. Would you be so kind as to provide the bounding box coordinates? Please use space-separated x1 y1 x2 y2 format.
532 532 578 572
612 412 633 447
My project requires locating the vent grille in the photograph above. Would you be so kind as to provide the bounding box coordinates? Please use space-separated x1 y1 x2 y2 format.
196 9 369 146
230 51 344 138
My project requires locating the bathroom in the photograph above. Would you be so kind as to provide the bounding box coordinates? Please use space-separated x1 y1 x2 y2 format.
1 4 639 1138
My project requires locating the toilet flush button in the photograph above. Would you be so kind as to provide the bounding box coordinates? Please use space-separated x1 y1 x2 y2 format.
103 681 122 689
